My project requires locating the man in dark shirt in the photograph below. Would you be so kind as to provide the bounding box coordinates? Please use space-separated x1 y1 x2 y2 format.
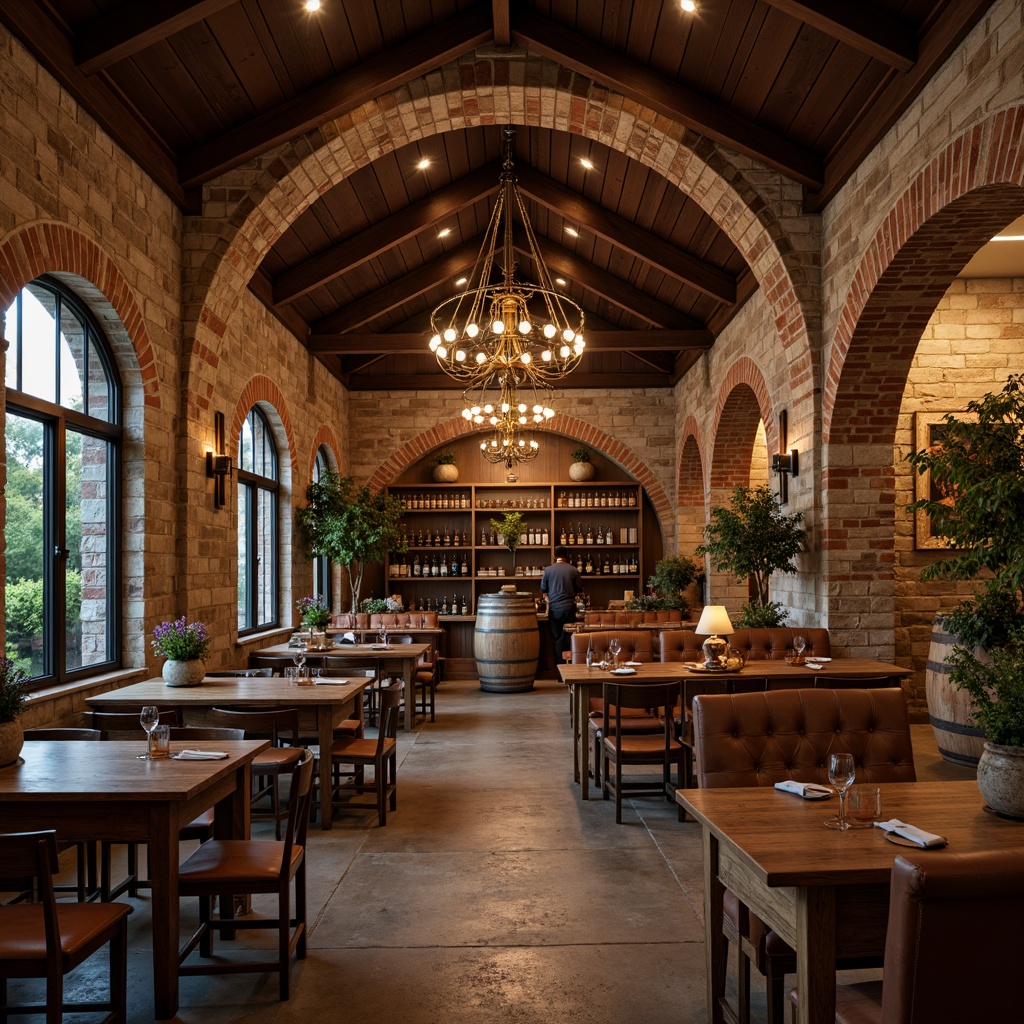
540 547 584 665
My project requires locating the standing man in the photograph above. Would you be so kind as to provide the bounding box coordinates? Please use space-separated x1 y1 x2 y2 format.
540 546 584 665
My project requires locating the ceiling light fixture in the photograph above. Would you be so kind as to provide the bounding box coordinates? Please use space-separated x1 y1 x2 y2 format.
462 379 554 469
679 0 697 12
416 157 431 170
580 157 594 170
304 0 322 11
565 226 579 238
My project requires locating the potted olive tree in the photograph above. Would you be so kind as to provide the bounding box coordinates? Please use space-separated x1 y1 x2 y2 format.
0 657 29 767
908 374 1024 817
626 555 701 616
297 473 407 613
697 485 805 627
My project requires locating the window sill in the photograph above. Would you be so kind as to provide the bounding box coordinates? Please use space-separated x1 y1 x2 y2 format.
235 626 294 649
22 667 149 729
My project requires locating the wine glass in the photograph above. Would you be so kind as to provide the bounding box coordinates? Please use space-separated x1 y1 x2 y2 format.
824 752 856 830
139 705 160 759
607 638 622 669
793 634 807 660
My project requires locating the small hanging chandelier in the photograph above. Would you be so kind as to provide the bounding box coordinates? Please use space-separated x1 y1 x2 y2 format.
428 126 586 392
462 378 555 469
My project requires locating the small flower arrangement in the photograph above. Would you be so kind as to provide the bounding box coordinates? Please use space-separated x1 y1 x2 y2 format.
359 597 389 615
296 595 332 630
384 596 404 612
0 657 29 724
151 617 212 662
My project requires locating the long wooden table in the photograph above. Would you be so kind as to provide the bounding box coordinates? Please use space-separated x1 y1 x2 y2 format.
676 780 1024 1024
86 675 369 830
253 642 429 731
0 738 268 1019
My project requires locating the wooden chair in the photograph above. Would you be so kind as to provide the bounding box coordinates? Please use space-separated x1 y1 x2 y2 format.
321 655 380 731
89 708 182 738
329 682 401 826
600 680 685 824
177 750 315 1001
0 830 130 1024
205 668 273 677
386 635 436 724
209 708 304 840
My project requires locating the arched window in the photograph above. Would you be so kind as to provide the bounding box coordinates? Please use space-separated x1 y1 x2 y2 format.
312 446 333 608
4 277 122 684
237 406 278 632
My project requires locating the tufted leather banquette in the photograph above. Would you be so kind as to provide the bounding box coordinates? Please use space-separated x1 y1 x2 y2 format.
583 610 684 627
569 629 654 665
691 686 916 789
331 611 440 629
660 626 831 664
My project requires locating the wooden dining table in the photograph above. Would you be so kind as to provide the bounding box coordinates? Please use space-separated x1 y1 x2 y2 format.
86 674 369 830
0 738 268 1019
676 780 1024 1024
253 642 430 731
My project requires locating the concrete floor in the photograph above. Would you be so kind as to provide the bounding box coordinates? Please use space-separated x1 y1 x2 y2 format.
15 678 973 1024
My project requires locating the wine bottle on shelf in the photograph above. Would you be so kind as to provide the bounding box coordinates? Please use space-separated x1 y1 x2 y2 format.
442 595 449 615
461 594 468 615
576 522 584 545
560 524 567 545
413 555 421 577
596 524 604 545
444 526 451 546
461 554 469 575
439 555 448 577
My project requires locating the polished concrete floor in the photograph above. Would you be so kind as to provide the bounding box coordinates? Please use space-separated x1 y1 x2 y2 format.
20 678 972 1024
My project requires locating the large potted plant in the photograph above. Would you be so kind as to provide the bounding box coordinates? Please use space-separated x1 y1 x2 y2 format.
626 555 701 616
297 473 407 613
0 657 29 767
908 374 1024 814
152 616 212 687
697 485 805 627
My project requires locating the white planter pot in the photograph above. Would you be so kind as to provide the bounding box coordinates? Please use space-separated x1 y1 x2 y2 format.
433 463 459 482
162 659 206 687
977 741 1024 820
569 461 595 481
0 720 24 767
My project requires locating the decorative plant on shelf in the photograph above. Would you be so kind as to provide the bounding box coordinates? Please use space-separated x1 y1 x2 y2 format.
571 447 591 464
433 449 459 482
296 595 331 631
359 597 390 615
697 485 805 628
436 450 457 465
569 446 596 481
490 510 526 575
0 657 29 767
297 473 407 612
907 374 1024 814
627 555 701 615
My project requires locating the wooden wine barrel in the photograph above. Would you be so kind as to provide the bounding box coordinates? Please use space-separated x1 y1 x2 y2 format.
925 620 986 766
474 589 540 693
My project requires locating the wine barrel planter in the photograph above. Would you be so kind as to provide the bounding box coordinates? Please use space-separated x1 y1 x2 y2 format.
925 620 986 767
474 589 539 693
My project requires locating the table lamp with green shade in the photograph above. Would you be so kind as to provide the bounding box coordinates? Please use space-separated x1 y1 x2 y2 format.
695 604 735 669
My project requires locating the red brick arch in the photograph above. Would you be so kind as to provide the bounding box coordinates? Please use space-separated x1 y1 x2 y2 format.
308 425 342 478
676 416 705 508
709 357 776 490
366 413 674 547
0 222 160 407
229 375 297 474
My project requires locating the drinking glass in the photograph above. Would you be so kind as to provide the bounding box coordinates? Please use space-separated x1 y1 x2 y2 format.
824 752 856 830
792 634 807 659
139 705 160 759
292 649 306 675
607 638 621 669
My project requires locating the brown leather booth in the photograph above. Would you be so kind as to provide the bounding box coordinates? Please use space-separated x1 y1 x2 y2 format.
569 629 654 665
583 609 684 627
660 626 831 663
331 612 440 629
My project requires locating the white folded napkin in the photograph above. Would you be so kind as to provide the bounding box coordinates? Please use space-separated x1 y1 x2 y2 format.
874 819 947 847
313 677 347 685
337 631 356 645
171 749 228 760
805 662 825 670
774 780 833 799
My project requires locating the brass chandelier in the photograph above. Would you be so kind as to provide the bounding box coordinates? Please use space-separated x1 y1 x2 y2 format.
462 377 555 469
428 127 586 400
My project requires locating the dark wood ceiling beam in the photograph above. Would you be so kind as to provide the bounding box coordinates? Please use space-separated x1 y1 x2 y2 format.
273 162 500 305
179 6 493 188
307 328 712 354
311 239 481 333
533 241 705 330
760 0 917 72
342 371 672 391
75 0 239 74
511 10 823 188
806 0 995 211
516 166 737 303
0 0 185 204
492 0 510 47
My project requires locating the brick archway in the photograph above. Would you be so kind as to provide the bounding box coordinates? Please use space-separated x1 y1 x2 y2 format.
308 425 343 479
229 375 298 477
822 107 1024 658
366 413 674 549
677 419 705 563
709 357 777 490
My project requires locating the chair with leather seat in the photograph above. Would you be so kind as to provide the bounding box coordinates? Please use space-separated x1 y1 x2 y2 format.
208 708 304 840
329 682 401 826
692 687 917 1024
600 680 685 824
176 749 315 1002
385 634 436 724
788 847 1024 1023
89 708 182 737
321 655 379 733
0 829 130 1024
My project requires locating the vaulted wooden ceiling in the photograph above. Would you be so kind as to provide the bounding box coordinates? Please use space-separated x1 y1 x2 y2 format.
1 1 995 390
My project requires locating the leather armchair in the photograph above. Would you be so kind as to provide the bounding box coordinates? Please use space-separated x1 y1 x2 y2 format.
660 626 831 663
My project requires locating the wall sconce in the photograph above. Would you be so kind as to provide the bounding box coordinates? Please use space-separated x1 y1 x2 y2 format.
206 411 232 509
772 411 799 503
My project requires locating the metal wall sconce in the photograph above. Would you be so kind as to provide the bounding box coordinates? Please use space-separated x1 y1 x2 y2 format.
772 411 799 504
206 411 232 509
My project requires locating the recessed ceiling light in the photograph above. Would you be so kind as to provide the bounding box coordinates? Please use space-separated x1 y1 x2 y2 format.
555 278 567 286
580 158 594 170
438 228 451 238
305 0 322 11
565 227 579 238
679 0 697 12
455 277 468 286
416 157 430 171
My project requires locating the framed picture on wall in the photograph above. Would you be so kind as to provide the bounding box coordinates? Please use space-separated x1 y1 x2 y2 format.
913 411 976 550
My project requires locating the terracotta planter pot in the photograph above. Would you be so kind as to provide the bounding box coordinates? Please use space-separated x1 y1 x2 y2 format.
977 741 1024 820
0 719 25 767
162 659 206 687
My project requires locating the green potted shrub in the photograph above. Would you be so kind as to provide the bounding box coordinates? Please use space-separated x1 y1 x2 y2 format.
0 657 29 767
433 449 459 483
908 374 1024 816
626 555 701 615
490 510 526 576
569 446 595 481
697 485 805 627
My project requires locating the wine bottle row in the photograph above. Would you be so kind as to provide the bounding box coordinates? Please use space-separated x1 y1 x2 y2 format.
558 522 638 545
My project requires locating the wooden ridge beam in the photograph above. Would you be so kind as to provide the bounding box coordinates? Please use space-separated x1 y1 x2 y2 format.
511 9 823 188
273 163 500 305
342 371 673 391
75 0 238 74
516 166 737 304
179 6 493 188
761 0 917 72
